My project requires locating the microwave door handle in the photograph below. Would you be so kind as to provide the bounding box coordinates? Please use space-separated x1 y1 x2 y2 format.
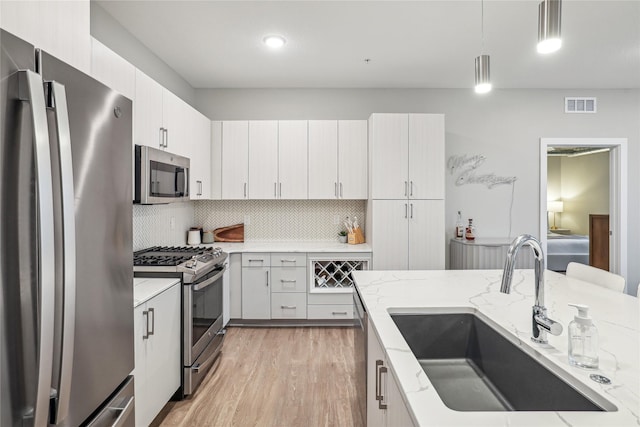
18 70 56 427
46 81 77 424
185 167 190 197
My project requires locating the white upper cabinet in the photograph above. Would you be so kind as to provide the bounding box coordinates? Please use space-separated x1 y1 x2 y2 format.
278 121 308 199
370 114 409 199
216 119 364 200
309 120 368 200
210 121 223 200
369 113 444 200
90 38 135 100
1 0 91 73
308 120 339 199
190 113 212 200
221 121 249 199
134 69 195 159
248 121 279 199
161 89 191 158
338 120 368 199
408 114 445 199
134 69 164 150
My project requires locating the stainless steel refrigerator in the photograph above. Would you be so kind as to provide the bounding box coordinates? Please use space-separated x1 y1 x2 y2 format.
1 29 135 426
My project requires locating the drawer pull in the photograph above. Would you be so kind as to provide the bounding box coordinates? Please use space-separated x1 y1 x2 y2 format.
332 311 348 315
280 305 296 309
280 259 297 263
248 259 264 263
280 279 297 283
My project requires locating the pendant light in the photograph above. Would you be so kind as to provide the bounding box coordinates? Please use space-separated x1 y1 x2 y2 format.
474 0 492 93
537 0 562 54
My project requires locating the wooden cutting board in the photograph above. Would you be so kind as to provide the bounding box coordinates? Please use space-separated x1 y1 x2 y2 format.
214 223 244 242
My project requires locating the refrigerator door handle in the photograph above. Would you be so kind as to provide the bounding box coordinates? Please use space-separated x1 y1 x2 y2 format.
18 70 56 427
46 81 77 425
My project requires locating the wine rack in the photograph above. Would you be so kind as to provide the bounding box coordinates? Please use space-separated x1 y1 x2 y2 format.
309 257 369 293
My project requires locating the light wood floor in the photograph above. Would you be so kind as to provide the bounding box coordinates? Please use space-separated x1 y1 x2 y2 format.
153 327 363 427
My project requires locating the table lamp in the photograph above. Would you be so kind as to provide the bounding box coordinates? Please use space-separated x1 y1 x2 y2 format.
548 201 564 230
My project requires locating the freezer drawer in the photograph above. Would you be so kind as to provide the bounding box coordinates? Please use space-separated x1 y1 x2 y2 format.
86 376 135 427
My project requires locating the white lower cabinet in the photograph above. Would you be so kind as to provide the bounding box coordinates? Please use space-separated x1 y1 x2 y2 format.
237 251 371 321
367 319 415 427
134 284 181 427
271 293 307 319
306 304 353 319
241 253 271 319
370 199 444 270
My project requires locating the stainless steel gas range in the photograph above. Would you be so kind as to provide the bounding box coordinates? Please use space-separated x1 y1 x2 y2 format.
134 246 228 397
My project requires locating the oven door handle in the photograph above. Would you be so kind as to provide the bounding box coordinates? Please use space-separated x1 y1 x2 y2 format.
191 265 227 291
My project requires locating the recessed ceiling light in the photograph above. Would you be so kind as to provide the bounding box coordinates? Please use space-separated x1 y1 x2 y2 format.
263 35 286 49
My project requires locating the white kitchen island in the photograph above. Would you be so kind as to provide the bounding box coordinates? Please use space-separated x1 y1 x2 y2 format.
353 269 639 426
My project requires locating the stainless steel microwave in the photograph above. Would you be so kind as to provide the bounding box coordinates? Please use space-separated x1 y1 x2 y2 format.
134 145 190 204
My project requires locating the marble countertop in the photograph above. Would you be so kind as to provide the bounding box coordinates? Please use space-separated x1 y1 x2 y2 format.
198 240 372 254
353 269 639 426
133 277 181 308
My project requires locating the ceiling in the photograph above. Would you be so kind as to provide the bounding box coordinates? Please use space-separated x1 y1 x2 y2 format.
97 1 640 90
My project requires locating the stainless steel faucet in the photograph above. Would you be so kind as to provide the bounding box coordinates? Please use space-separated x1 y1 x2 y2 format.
500 234 563 344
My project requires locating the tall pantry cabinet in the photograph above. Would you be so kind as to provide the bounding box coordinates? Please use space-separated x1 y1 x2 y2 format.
367 114 445 270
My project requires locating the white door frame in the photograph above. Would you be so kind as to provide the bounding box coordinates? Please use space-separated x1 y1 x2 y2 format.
539 138 627 282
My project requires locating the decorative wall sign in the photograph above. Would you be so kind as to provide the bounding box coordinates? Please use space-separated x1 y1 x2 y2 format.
448 154 517 188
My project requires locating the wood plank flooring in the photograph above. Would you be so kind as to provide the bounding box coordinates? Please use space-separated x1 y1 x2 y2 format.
153 327 363 427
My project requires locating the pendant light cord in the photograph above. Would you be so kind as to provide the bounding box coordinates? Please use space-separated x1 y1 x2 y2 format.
481 0 485 53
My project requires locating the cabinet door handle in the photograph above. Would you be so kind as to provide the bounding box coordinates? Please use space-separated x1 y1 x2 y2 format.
334 182 338 198
375 360 383 401
340 182 343 198
148 307 155 336
142 310 149 340
159 127 164 148
244 182 247 198
332 311 348 315
197 180 202 196
410 180 414 197
404 203 408 219
274 182 277 197
404 181 408 197
279 182 282 198
266 270 269 286
410 203 414 219
378 363 388 410
280 305 296 309
165 128 169 148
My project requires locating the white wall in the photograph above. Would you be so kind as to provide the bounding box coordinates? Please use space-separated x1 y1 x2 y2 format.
90 2 196 106
195 88 640 292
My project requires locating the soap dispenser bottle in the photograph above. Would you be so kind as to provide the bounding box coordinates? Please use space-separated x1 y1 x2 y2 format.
568 303 599 369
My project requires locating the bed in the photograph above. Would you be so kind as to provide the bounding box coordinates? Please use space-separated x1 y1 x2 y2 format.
547 233 589 272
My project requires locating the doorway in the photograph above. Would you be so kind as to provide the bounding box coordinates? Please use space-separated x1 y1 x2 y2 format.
539 138 627 282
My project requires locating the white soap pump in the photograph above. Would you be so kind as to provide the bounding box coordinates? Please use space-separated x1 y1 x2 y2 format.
567 303 599 369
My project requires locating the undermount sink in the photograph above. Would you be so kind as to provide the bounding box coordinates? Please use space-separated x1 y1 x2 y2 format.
390 309 616 412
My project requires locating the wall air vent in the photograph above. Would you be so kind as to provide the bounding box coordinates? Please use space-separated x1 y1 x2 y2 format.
565 97 597 113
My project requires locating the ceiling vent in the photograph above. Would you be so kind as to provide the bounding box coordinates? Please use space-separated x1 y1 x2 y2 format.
565 97 597 113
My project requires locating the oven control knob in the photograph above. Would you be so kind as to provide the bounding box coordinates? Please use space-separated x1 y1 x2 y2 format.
185 256 198 269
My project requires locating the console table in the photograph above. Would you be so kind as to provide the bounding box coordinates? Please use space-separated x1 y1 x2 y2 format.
450 238 535 270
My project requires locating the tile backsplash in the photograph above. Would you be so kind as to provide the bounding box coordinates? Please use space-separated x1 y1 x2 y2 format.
194 200 366 241
133 200 367 250
133 203 195 251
